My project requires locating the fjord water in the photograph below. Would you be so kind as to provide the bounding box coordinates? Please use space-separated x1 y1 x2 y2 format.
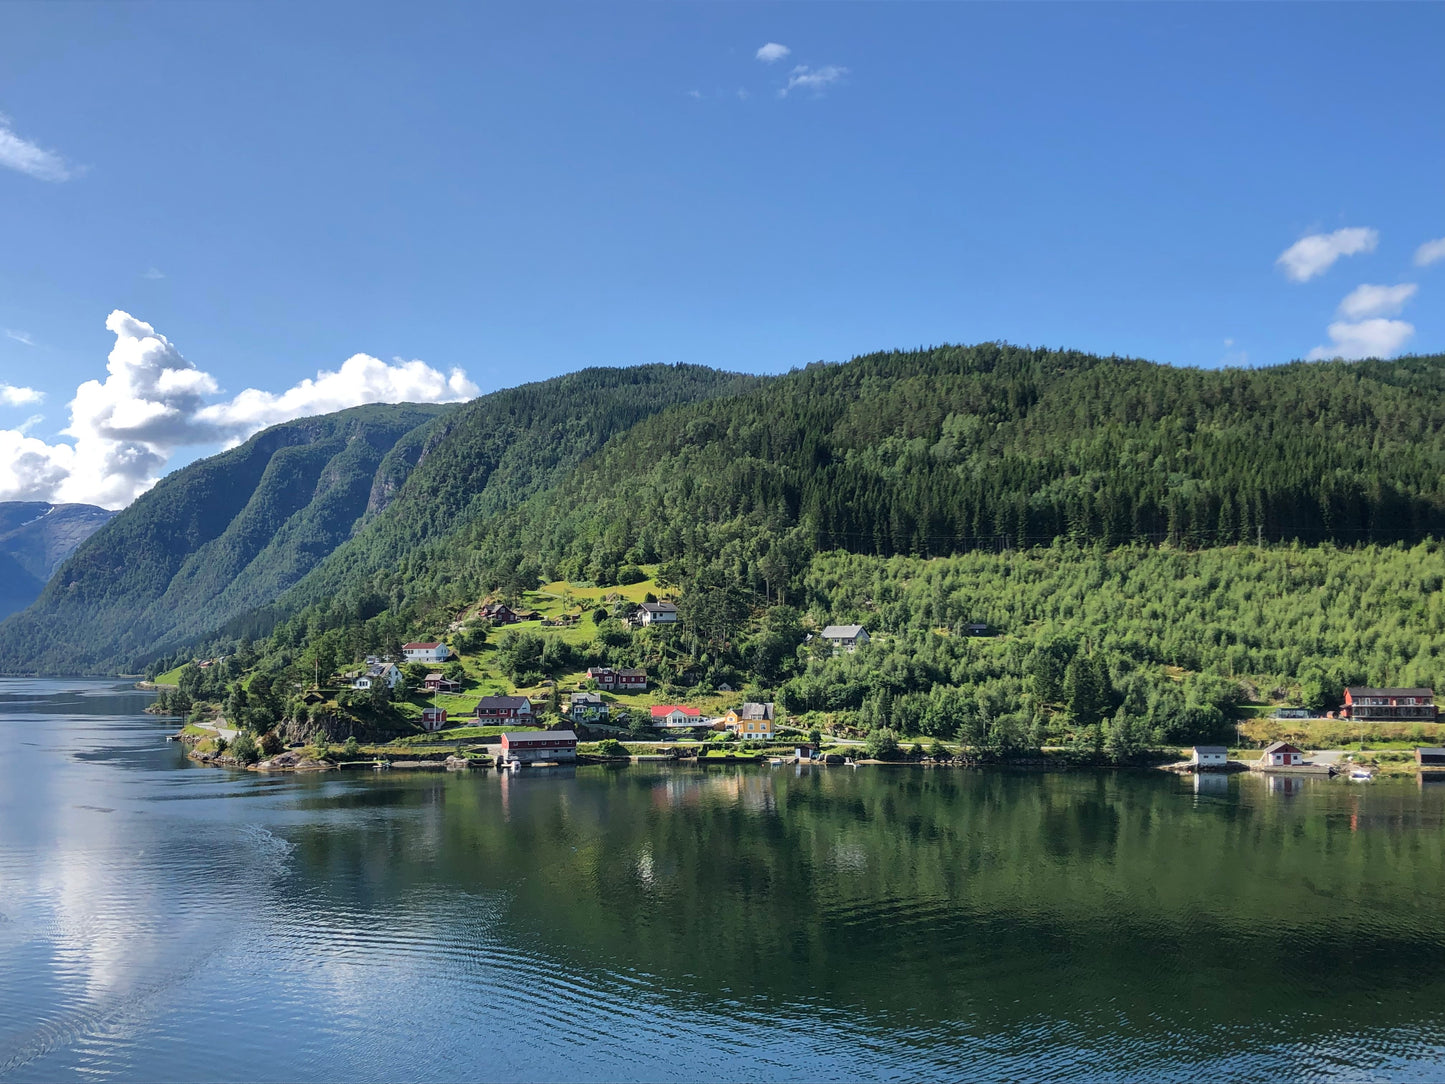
3 680 1445 1082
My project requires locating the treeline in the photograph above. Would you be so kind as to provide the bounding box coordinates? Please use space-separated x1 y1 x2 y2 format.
446 347 1445 592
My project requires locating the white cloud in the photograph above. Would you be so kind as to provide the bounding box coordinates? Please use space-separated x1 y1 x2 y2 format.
780 64 849 97
1337 283 1417 320
1415 237 1445 268
5 329 36 346
196 352 478 438
686 89 702 100
0 310 480 508
756 42 791 63
1307 318 1414 361
1276 227 1378 282
0 384 44 406
0 113 75 182
142 267 166 280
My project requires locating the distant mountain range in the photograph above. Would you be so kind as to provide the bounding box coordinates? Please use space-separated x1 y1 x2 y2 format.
1 345 1443 676
0 502 116 620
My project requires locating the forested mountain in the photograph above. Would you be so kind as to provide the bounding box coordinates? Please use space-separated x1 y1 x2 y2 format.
3 344 1444 687
0 404 450 673
446 345 1445 593
0 502 115 619
0 365 755 674
265 364 761 618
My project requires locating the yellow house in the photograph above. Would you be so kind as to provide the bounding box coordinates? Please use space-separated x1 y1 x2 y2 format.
724 702 777 740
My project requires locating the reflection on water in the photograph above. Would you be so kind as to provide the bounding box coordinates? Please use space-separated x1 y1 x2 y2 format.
2 678 1445 1082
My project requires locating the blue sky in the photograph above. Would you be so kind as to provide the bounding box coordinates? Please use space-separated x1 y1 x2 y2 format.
1 2 1442 506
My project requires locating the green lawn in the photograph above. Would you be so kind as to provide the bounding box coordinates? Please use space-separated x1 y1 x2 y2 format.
152 665 187 687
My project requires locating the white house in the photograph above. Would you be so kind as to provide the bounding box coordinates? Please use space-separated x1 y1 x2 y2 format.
402 641 450 664
638 602 679 627
820 624 870 652
1191 745 1228 768
352 662 402 690
1260 741 1304 767
650 705 701 728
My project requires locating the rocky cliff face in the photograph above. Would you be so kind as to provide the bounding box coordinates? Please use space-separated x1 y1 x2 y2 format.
0 503 116 619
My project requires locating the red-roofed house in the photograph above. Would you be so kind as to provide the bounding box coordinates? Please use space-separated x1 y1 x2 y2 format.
650 705 702 728
403 642 450 663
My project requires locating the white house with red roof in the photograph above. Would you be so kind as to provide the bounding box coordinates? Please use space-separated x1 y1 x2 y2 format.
403 641 450 663
650 705 702 728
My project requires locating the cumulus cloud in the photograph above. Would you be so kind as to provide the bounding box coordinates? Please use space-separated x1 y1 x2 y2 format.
1307 318 1415 361
756 42 791 63
196 353 477 437
0 384 44 406
0 310 480 509
1337 282 1418 320
1276 227 1378 282
0 113 75 182
1416 237 1445 268
142 267 166 280
780 64 849 97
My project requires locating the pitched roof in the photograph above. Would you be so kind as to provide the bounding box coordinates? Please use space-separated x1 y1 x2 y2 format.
640 602 677 613
1262 741 1303 754
739 702 775 720
650 704 701 717
403 641 443 650
1346 686 1434 697
570 692 603 704
821 624 867 639
475 695 532 711
617 668 647 678
1193 746 1228 754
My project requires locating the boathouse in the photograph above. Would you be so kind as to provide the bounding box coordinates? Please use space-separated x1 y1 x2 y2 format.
1191 746 1229 768
1416 748 1445 767
497 729 578 765
1260 741 1304 767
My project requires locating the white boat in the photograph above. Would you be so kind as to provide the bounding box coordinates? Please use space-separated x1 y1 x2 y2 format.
1349 769 1373 781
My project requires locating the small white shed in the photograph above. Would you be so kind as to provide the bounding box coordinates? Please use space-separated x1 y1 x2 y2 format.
1191 745 1229 768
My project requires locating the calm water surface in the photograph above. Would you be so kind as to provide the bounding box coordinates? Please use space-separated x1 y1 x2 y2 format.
2 678 1445 1081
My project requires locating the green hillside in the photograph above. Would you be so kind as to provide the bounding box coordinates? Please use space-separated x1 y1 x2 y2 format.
259 364 760 619
0 403 449 674
6 342 1445 763
453 345 1445 593
140 344 1445 762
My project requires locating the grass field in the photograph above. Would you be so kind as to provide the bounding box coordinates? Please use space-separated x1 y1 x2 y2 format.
152 665 186 687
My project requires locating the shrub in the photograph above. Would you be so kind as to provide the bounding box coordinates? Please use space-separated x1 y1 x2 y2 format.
259 731 284 756
230 732 259 764
616 565 646 585
597 738 626 756
344 735 360 757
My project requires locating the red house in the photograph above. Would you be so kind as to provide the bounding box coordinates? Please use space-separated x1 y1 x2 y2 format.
498 729 577 764
423 673 462 693
421 706 448 731
1342 687 1437 723
479 604 520 625
474 695 534 722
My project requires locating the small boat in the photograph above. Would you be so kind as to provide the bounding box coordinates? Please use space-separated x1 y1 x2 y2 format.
1349 769 1374 781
